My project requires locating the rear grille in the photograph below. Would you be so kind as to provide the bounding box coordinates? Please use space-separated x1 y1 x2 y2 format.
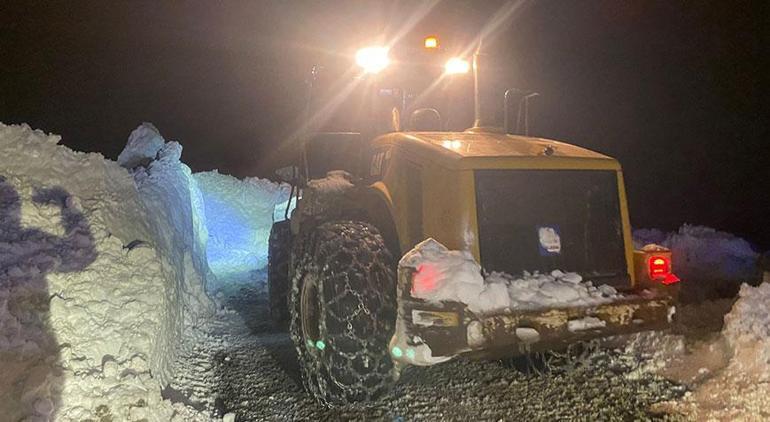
474 170 630 288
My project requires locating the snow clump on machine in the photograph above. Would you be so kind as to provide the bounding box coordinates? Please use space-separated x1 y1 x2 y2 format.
400 238 619 314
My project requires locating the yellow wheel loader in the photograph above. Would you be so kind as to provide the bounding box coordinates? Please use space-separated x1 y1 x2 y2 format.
266 34 679 407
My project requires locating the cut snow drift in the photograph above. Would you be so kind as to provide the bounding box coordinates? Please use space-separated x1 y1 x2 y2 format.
0 123 212 421
194 170 289 290
400 238 620 315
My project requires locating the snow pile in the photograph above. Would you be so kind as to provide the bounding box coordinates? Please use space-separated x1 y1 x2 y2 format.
400 238 620 314
665 282 770 418
633 225 759 280
722 283 770 370
193 170 289 290
0 123 211 421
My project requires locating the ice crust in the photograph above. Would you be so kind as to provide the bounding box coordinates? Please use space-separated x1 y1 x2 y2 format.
633 224 759 280
401 238 620 315
0 123 212 420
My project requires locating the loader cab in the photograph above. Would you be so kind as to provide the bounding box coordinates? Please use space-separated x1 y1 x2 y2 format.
298 34 481 183
304 132 362 179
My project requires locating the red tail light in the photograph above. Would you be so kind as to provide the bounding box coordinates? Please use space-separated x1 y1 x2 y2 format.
411 263 440 295
649 256 670 276
649 255 680 284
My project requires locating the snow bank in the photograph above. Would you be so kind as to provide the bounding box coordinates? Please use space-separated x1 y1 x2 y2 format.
723 283 770 368
193 170 289 290
665 282 770 418
0 123 211 420
400 239 620 315
633 224 759 280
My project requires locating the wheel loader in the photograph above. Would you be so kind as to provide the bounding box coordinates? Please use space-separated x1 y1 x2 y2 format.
267 33 680 407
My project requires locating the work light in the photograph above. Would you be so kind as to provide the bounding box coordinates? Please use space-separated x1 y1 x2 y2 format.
444 57 470 75
355 46 390 74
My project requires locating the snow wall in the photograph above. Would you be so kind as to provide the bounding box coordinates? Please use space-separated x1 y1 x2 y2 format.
193 170 290 292
633 224 759 281
117 123 217 379
0 123 213 420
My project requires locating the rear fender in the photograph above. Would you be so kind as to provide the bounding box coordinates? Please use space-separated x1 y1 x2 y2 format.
360 182 401 258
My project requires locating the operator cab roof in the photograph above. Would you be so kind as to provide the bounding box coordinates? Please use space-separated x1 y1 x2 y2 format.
373 130 620 170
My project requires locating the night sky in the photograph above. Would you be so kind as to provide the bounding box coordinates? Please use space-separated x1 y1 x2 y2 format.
1 1 768 249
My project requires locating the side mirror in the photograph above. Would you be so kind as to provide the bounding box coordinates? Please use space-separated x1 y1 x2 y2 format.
275 165 299 183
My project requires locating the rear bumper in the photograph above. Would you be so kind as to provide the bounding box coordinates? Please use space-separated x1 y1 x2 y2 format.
389 290 675 366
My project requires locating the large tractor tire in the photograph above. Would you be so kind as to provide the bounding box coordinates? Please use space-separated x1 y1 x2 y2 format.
289 221 397 407
268 220 292 327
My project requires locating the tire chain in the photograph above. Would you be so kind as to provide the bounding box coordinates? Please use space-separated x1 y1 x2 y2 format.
289 221 397 407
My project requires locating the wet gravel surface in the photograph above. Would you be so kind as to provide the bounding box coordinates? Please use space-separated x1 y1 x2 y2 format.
174 283 687 421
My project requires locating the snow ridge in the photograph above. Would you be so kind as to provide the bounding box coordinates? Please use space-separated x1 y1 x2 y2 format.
633 224 759 280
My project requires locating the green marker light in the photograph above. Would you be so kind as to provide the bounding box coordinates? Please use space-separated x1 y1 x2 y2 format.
315 340 326 350
391 346 403 358
406 348 416 360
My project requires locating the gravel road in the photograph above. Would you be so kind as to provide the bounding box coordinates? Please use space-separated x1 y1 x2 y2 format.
169 282 687 421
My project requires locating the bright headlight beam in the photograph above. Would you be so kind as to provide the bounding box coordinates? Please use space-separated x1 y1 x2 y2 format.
355 46 390 74
444 57 470 75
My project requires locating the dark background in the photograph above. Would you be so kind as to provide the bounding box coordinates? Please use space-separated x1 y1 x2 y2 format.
1 1 767 249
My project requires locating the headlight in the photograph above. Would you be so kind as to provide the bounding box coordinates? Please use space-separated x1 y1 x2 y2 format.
424 36 439 49
355 46 390 74
444 57 470 75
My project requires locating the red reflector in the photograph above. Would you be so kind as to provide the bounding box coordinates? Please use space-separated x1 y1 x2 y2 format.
662 273 680 285
411 263 439 295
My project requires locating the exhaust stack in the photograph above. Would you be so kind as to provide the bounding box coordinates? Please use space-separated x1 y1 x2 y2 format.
472 51 501 130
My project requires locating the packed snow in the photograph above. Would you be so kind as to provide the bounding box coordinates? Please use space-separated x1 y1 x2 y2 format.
0 123 214 420
117 122 166 169
634 224 759 280
641 281 770 419
400 238 620 315
118 123 217 384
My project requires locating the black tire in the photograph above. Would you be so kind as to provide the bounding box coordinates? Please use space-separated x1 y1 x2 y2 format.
268 220 292 327
289 221 397 407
